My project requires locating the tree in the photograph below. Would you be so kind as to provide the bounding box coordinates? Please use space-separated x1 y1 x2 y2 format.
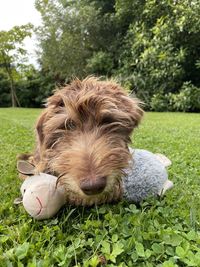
35 0 126 80
34 0 200 111
116 0 200 103
35 0 96 81
0 24 33 107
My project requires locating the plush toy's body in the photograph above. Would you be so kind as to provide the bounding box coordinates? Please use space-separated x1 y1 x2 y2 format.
17 149 173 220
123 148 173 203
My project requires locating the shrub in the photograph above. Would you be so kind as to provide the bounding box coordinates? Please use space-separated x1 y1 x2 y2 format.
150 93 169 111
168 82 200 112
0 71 10 107
149 82 200 112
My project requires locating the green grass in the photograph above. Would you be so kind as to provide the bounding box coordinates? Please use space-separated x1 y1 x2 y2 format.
0 108 200 267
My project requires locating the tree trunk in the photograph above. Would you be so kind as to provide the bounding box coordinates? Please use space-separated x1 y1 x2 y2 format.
1 52 20 107
7 68 20 107
10 78 17 107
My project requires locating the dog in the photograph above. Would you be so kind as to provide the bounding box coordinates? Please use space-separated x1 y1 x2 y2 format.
19 77 143 206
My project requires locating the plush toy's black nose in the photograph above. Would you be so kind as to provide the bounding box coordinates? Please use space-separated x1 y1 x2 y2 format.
80 177 107 195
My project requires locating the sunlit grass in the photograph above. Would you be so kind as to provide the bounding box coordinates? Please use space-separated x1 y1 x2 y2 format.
0 108 200 266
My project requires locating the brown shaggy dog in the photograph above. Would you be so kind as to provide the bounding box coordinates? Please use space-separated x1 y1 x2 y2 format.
25 77 143 205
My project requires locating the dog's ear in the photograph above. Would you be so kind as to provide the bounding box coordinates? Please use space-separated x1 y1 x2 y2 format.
128 96 144 128
120 95 144 133
35 111 48 146
101 80 144 133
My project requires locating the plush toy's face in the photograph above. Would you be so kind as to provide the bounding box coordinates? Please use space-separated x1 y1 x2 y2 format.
21 174 65 220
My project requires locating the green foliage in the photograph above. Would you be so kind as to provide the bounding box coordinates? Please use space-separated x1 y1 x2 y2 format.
0 24 33 58
35 0 102 80
0 110 200 266
86 51 114 76
35 0 125 81
169 82 200 112
17 70 55 108
1 0 200 109
150 93 169 112
32 0 200 111
0 67 55 108
0 71 10 107
150 82 200 112
117 0 200 102
0 24 33 107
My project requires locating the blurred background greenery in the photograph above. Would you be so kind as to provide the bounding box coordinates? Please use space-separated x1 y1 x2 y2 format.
0 0 200 112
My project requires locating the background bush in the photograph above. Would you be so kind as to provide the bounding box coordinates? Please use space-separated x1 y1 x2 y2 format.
171 82 200 112
0 71 10 107
150 82 200 112
150 93 169 112
0 0 200 111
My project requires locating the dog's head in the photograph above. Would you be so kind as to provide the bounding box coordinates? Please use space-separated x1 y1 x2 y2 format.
34 77 143 205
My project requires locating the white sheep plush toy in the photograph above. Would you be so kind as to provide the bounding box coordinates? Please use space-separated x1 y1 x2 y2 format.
16 149 173 220
19 173 66 220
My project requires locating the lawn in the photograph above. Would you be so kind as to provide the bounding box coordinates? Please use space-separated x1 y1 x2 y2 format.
0 108 200 267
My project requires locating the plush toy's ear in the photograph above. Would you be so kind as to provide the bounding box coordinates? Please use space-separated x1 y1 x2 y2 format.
13 197 23 205
159 180 174 196
17 160 35 175
155 153 172 167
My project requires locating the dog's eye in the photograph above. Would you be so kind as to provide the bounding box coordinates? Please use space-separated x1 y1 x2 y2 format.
101 116 115 125
65 119 76 130
59 100 64 107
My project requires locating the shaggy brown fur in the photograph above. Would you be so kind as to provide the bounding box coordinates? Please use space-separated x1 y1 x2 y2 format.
26 77 143 205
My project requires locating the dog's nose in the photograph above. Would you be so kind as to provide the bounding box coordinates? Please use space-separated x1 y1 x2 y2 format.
80 177 107 195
